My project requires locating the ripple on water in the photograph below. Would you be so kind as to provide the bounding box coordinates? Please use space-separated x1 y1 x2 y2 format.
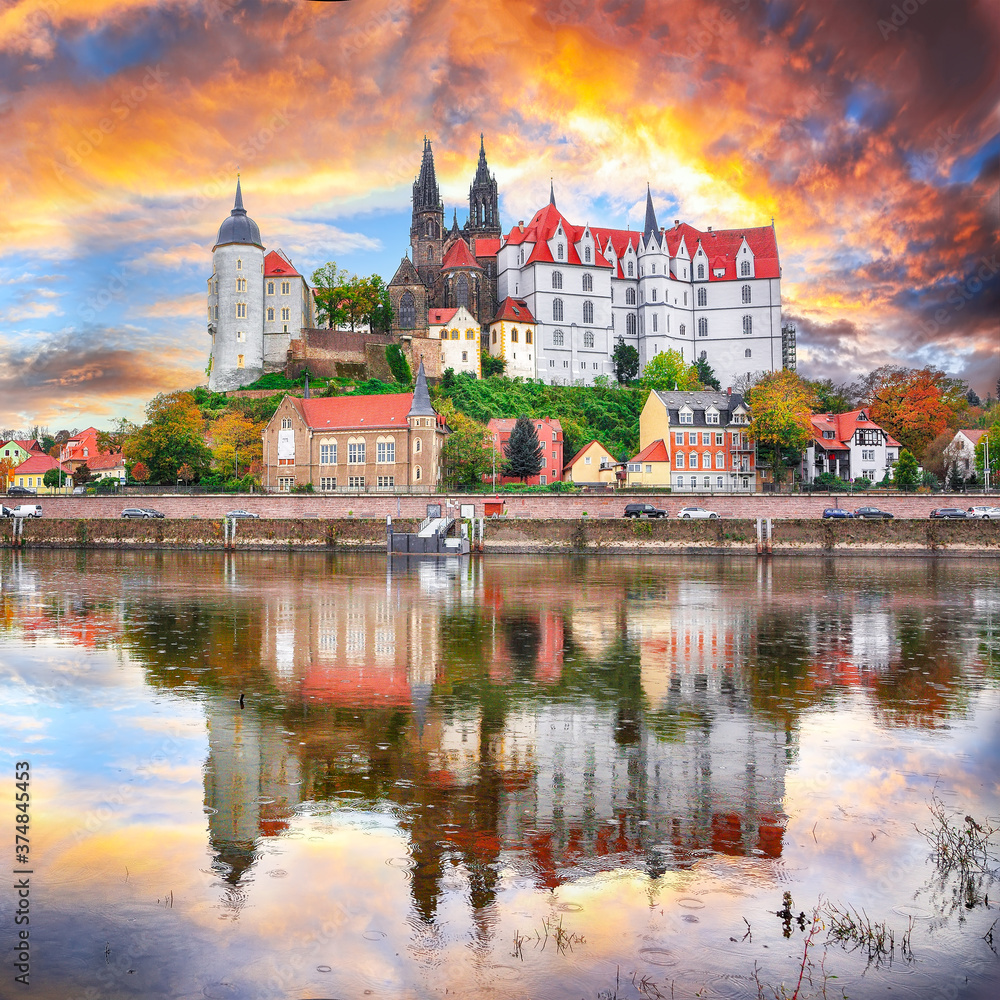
677 897 707 909
556 902 583 912
638 945 680 967
202 984 241 999
362 930 387 941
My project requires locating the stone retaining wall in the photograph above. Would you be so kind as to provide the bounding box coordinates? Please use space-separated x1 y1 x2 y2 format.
3 517 997 555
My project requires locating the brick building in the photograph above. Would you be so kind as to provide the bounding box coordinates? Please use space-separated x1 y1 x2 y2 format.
487 417 564 486
261 362 447 493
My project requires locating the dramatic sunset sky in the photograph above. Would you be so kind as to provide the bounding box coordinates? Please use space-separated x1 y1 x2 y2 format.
0 0 997 431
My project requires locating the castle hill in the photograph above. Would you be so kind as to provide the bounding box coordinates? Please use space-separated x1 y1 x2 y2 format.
2 3 998 999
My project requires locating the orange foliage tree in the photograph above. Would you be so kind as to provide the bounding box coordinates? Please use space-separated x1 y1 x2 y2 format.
746 370 819 486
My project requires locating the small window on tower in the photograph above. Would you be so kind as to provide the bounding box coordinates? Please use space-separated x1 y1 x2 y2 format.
267 281 274 295
237 354 245 368
237 259 242 270
237 330 245 342
281 281 290 295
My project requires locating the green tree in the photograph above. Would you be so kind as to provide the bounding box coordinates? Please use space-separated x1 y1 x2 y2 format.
974 424 1000 485
746 370 818 488
612 339 640 383
366 275 393 333
311 262 351 329
503 415 543 482
639 349 698 392
805 377 853 413
893 449 920 490
385 344 412 384
441 410 493 486
481 352 506 378
123 391 212 484
694 356 721 391
946 463 965 492
42 467 65 490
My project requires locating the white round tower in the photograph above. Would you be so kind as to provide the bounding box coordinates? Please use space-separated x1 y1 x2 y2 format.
208 179 265 391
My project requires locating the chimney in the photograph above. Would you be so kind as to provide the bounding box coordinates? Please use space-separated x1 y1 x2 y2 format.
674 219 679 226
727 386 732 396
707 226 712 232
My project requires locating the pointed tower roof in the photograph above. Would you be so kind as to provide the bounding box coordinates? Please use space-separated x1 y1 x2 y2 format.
642 184 659 244
214 178 263 250
473 132 492 186
407 360 435 417
413 137 442 213
441 238 483 271
549 179 556 207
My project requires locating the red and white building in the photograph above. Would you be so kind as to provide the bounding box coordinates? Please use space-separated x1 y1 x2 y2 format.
487 417 563 486
488 296 537 380
943 429 985 481
497 187 789 388
801 410 901 484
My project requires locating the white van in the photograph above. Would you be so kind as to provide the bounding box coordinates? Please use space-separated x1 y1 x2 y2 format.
9 504 42 518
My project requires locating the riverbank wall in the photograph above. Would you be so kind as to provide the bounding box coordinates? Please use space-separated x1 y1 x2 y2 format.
3 517 998 555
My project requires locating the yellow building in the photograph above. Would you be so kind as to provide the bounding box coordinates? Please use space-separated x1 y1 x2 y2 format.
488 296 536 380
563 440 619 485
626 440 672 486
11 454 72 494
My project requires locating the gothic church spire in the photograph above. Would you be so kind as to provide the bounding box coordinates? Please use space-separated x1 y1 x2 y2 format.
642 184 659 243
413 137 442 214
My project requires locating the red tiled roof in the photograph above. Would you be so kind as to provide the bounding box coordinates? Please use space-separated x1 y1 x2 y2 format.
441 239 482 271
13 454 69 475
492 297 535 324
264 250 301 278
86 453 126 471
488 417 563 434
959 428 985 445
503 203 613 270
811 409 892 450
428 307 459 325
472 237 501 257
14 438 45 453
290 393 443 430
564 439 614 470
630 439 669 464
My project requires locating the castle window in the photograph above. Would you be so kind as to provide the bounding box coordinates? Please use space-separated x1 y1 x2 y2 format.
511 328 518 343
625 287 636 305
399 291 416 329
267 307 274 321
651 288 657 302
214 306 219 319
583 330 594 348
627 260 634 277
742 284 751 304
742 315 752 335
698 317 708 337
626 313 636 336
320 443 337 464
651 263 656 273
415 466 421 481
281 418 292 429
679 323 685 336
281 281 290 295
741 260 751 276
267 281 274 294
237 330 245 342
236 278 246 291
553 329 564 346
492 330 497 344
465 329 475 339
236 259 242 270
236 303 246 318
697 263 704 279
525 330 532 344
582 300 594 324
652 314 658 332
552 299 564 322
282 308 290 321
552 271 563 289
456 273 469 309
585 246 591 262
745 348 752 357
237 354 244 368
697 287 707 307
462 351 467 361
557 243 564 259
582 273 593 292
426 246 433 261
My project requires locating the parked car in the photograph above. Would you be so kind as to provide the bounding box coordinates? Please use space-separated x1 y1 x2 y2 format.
72 486 87 495
623 502 667 519
822 508 854 518
0 505 9 517
853 506 894 519
8 504 42 518
121 508 152 518
676 506 720 519
142 508 165 519
6 485 36 496
966 505 1000 519
225 509 260 519
929 508 968 519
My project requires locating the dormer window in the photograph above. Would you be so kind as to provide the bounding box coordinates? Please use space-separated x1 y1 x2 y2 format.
585 246 591 262
741 260 751 276
627 261 634 277
679 410 693 425
706 411 719 425
697 264 704 279
557 243 564 260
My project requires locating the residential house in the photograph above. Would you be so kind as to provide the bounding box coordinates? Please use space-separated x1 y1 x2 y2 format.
427 305 481 377
563 440 620 485
11 454 72 494
86 453 128 485
631 389 754 492
261 361 447 493
801 410 900 485
1 439 43 486
488 297 537 380
486 417 563 486
943 429 985 480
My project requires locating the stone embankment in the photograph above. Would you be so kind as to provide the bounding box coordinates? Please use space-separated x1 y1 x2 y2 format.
2 516 997 555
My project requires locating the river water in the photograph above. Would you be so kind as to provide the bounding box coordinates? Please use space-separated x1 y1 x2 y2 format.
0 550 997 999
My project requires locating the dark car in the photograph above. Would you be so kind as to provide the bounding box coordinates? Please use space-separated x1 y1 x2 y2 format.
225 509 260 519
142 508 165 519
1 505 11 517
853 506 894 519
624 502 667 519
6 485 37 497
121 508 152 518
822 508 853 518
929 508 968 519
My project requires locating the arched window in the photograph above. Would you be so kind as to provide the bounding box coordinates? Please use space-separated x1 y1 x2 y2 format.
399 291 416 329
585 246 592 262
625 287 636 305
651 288 657 302
697 263 704 279
627 260 634 277
236 259 242 270
552 271 563 289
456 273 469 309
741 260 751 276
582 273 593 291
511 328 518 343
652 314 658 332
526 330 533 344
626 313 637 336
742 315 752 335
679 324 686 336
741 284 751 304
698 317 708 337
744 348 752 358
553 329 564 346
557 243 564 260
582 300 594 324
553 299 564 322
267 307 274 321
583 331 594 348
697 287 707 307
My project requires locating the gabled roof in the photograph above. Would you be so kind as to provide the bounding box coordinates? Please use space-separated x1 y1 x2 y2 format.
631 439 669 464
441 239 482 271
564 439 615 471
958 428 985 445
652 389 747 426
388 255 422 287
14 438 45 453
264 249 301 278
86 453 126 471
487 417 563 434
502 203 613 270
13 454 69 475
427 307 459 326
492 297 535 324
810 409 892 450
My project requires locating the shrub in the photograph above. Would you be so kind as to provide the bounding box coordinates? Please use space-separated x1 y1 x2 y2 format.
292 482 315 493
386 344 412 384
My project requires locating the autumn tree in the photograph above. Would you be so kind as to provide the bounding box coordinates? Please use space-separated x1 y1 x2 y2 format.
177 463 195 485
746 370 819 488
72 463 93 488
920 430 954 482
851 366 968 455
503 415 544 482
211 411 263 479
639 349 699 393
97 418 139 455
0 457 16 490
130 461 150 484
123 391 212 484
